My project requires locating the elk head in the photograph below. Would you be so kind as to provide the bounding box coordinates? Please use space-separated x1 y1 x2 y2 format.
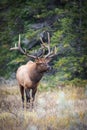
34 57 51 73
10 32 57 73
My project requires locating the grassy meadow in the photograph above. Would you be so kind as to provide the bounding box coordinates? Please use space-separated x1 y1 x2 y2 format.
0 80 87 130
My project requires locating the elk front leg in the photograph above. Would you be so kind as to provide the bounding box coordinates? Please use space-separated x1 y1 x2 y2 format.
32 88 37 108
25 88 30 108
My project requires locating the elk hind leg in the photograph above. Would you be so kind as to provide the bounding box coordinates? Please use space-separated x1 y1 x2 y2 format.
25 88 30 108
19 85 24 108
32 88 37 108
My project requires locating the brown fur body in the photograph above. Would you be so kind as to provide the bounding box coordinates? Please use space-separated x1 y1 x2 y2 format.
16 61 42 88
16 59 50 108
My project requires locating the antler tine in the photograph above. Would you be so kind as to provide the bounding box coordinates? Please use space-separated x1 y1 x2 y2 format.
40 33 51 57
10 44 18 50
18 34 26 54
40 37 47 57
17 34 27 55
47 46 57 58
40 32 57 58
45 32 57 58
40 37 47 48
44 32 52 58
47 32 51 53
10 34 36 59
40 37 44 44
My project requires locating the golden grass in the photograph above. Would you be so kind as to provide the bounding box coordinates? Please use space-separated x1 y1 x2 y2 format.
59 86 86 100
0 84 87 130
0 86 20 96
0 108 86 130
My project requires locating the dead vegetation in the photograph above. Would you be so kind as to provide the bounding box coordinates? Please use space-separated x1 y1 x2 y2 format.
0 84 87 130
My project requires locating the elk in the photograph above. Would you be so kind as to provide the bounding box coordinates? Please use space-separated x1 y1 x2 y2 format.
10 32 57 108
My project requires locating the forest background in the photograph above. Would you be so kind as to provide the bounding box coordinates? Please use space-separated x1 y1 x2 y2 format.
0 0 87 87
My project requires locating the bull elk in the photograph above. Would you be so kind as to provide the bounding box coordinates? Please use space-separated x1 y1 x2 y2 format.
10 32 57 108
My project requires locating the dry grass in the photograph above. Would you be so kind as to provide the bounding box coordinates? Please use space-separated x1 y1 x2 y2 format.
0 84 87 130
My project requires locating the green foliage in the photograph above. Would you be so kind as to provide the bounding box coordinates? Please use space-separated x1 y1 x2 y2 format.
0 0 87 84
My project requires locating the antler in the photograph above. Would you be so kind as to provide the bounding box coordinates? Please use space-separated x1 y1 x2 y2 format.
10 33 57 59
40 32 57 58
10 34 36 59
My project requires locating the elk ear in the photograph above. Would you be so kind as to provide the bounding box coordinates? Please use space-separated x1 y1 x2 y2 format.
35 58 42 64
45 57 52 63
35 58 39 63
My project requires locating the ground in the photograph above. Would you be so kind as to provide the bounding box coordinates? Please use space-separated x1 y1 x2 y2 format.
0 84 87 130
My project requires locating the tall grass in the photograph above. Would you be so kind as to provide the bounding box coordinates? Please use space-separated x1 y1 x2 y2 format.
0 78 87 130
